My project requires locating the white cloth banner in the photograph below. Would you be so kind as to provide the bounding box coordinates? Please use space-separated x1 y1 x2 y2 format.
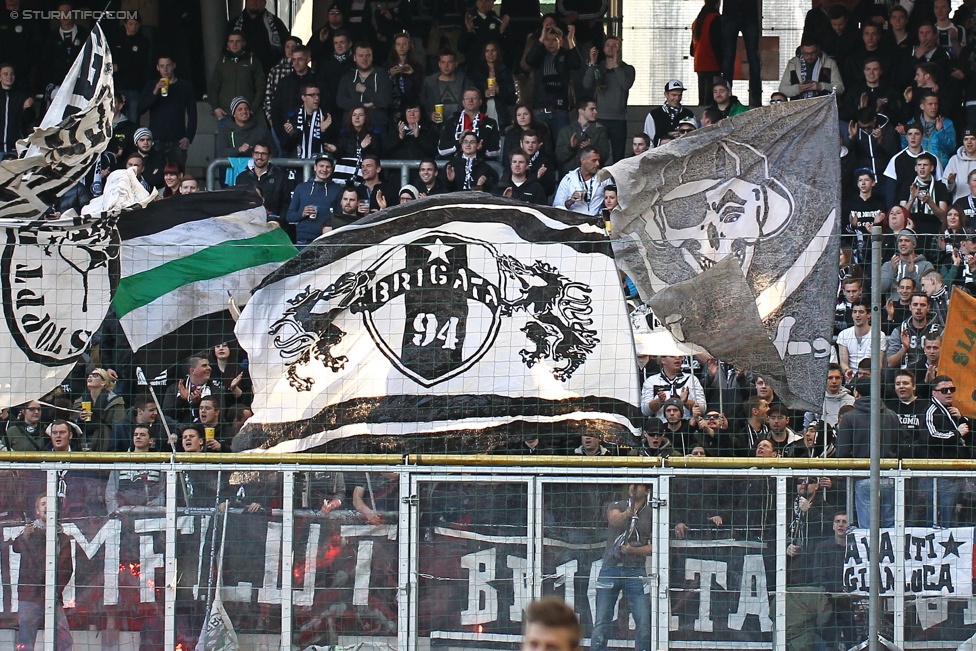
235 196 641 453
845 527 973 597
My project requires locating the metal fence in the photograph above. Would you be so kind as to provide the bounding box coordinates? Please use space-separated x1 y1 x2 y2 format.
3 455 975 651
206 157 507 192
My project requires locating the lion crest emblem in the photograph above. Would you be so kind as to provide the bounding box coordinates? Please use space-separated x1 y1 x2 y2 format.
268 232 599 390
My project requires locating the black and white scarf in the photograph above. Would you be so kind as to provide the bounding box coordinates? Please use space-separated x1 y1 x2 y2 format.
233 10 283 51
913 175 937 214
662 102 681 123
295 109 324 158
453 111 483 143
797 56 822 99
463 155 476 189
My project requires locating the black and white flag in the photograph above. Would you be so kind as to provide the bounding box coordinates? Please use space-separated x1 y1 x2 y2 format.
0 25 114 219
0 213 120 407
603 96 840 411
235 194 641 453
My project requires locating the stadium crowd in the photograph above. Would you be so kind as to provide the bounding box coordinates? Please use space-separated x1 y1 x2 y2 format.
2 0 976 524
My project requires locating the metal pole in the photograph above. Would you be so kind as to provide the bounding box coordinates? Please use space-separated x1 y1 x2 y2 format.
869 225 883 651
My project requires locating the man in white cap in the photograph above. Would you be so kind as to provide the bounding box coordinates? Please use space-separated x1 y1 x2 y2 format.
642 79 695 148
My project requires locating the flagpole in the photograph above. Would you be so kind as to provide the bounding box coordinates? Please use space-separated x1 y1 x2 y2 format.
137 366 190 506
868 225 882 651
203 472 223 625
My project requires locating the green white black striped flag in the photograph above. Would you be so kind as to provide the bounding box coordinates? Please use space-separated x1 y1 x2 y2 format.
114 189 297 375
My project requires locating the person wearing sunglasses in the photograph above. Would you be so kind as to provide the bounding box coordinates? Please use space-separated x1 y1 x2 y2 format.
5 401 46 451
918 376 971 525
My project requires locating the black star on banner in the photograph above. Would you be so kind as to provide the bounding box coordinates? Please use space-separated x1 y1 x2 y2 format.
939 532 965 559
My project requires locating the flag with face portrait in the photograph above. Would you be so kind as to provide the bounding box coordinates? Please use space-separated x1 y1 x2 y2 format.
603 96 840 411
0 25 113 219
234 193 641 453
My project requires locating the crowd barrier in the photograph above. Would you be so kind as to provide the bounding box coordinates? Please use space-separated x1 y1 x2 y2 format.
206 157 508 192
3 455 975 651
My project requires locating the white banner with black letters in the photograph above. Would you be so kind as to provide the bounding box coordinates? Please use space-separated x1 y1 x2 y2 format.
0 25 113 220
844 528 973 597
235 194 641 453
0 214 119 407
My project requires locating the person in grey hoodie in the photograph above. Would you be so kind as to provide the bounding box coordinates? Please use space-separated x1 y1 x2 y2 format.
880 229 935 301
820 363 855 429
582 36 635 166
944 128 976 202
216 97 276 159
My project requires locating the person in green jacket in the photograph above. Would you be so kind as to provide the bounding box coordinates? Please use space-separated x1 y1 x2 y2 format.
209 30 266 124
73 368 126 452
555 98 612 175
4 401 46 451
708 77 749 120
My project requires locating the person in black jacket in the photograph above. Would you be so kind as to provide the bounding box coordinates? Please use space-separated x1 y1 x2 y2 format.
226 0 289 72
920 375 971 525
139 55 198 168
0 64 35 157
443 130 498 192
0 3 43 94
437 87 501 158
235 141 294 224
523 25 581 139
387 102 440 160
39 4 82 91
336 104 384 160
112 18 153 123
410 158 448 196
492 149 548 204
14 494 74 651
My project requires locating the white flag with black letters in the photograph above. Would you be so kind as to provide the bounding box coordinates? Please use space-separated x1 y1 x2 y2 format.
235 194 641 453
0 25 113 219
0 213 120 407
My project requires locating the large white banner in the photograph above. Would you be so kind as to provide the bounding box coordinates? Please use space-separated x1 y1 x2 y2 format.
235 195 641 453
845 528 974 597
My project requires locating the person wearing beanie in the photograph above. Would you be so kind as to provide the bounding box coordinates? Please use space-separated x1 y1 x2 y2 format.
216 96 275 159
706 77 748 119
880 228 935 302
398 184 420 203
632 418 675 458
132 127 166 190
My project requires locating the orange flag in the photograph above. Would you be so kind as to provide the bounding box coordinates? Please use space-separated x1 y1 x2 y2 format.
940 288 976 418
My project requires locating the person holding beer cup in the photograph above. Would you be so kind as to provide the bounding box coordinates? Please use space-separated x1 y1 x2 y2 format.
197 396 229 452
72 368 125 452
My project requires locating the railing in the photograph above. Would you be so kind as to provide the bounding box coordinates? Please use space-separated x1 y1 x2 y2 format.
4 455 976 651
206 158 426 192
206 157 507 193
